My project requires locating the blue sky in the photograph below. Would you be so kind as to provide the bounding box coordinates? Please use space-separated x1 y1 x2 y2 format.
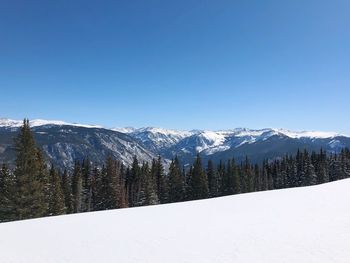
1 0 349 133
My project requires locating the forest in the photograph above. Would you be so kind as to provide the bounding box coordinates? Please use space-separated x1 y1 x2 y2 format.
1 119 350 222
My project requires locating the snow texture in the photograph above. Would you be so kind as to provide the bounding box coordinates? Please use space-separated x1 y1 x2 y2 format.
1 179 350 263
0 118 102 129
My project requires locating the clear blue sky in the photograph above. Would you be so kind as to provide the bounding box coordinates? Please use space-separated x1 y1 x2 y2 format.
1 0 349 133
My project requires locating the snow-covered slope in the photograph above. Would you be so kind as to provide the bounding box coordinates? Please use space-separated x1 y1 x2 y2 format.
118 126 345 155
1 117 350 168
0 118 102 128
1 179 350 263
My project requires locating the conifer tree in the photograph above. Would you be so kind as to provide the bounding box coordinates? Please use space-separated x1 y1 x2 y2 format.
217 160 225 196
152 156 167 203
81 158 92 212
48 165 66 215
128 156 141 206
72 161 83 213
222 159 233 195
117 163 128 208
61 169 73 214
188 154 208 200
0 164 16 221
144 163 159 206
232 162 241 194
13 119 48 220
104 156 119 209
168 156 184 202
207 160 219 197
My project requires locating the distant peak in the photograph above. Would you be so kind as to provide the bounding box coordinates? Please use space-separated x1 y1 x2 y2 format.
0 118 347 139
0 118 102 129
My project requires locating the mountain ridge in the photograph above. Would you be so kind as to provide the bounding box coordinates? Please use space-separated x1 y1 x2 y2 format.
1 118 349 169
1 118 346 139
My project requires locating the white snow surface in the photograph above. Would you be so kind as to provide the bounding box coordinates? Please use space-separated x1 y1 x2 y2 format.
1 118 345 139
1 179 350 263
0 118 102 129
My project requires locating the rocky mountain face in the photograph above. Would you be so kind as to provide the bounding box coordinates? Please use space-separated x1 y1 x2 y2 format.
1 118 349 170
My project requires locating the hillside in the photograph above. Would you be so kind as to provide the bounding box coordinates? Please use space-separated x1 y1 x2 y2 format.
1 179 349 263
1 118 350 169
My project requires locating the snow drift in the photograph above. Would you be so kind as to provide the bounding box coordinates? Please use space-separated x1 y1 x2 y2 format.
1 179 350 263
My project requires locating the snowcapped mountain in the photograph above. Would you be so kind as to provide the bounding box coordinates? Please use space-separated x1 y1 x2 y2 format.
0 118 103 129
0 118 349 169
1 179 350 262
0 119 155 168
114 127 194 155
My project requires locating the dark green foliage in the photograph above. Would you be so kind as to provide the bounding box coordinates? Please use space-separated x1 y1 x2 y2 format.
152 156 167 203
187 154 208 200
137 162 159 206
72 161 83 213
0 164 16 222
61 169 73 214
13 119 48 220
168 156 184 202
207 160 219 197
81 159 92 212
48 165 66 216
1 118 350 223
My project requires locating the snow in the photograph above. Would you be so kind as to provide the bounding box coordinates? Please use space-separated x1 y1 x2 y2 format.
1 179 350 263
273 128 341 139
111 127 136 133
0 118 102 129
195 130 227 152
1 118 347 140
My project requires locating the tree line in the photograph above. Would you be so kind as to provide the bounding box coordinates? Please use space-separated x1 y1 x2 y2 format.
1 119 350 222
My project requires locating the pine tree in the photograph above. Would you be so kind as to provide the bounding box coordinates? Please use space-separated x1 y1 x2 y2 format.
81 158 92 212
217 160 225 196
13 119 48 220
152 156 167 203
188 154 208 200
138 162 159 206
72 161 83 213
244 157 254 192
0 163 16 222
48 165 66 215
305 158 317 186
207 160 219 197
128 156 141 207
104 156 119 209
61 169 73 214
221 159 233 195
232 162 241 194
117 163 128 208
168 156 184 202
144 162 158 205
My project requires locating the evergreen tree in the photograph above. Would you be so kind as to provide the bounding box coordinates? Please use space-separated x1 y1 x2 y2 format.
81 158 92 212
207 160 219 197
13 119 48 220
128 156 141 206
48 165 66 215
168 156 184 202
72 161 83 213
0 164 16 222
217 160 225 196
188 154 208 200
104 156 119 209
61 169 73 214
232 162 241 194
144 162 159 205
152 156 167 203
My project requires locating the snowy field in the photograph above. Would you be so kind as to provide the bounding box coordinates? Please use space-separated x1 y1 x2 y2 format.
1 179 350 263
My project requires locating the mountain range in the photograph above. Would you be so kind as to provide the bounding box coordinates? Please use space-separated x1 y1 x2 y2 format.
1 118 349 169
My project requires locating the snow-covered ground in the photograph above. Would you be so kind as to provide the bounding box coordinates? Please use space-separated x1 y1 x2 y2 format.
1 179 350 263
